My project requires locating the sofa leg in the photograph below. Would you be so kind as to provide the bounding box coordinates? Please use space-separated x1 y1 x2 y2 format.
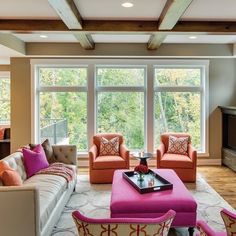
188 227 194 236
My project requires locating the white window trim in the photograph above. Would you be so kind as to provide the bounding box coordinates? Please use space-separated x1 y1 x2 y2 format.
95 65 147 151
152 60 209 155
0 71 11 125
31 59 209 156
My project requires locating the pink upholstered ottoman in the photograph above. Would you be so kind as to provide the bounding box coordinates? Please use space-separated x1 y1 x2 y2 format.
110 169 197 235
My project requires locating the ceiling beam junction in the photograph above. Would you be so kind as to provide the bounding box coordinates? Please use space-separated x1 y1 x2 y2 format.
148 0 194 50
48 0 94 49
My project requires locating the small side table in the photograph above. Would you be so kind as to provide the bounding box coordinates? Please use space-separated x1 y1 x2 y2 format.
133 152 153 166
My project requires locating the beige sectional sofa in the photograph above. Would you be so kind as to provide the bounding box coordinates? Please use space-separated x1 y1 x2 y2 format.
0 145 77 236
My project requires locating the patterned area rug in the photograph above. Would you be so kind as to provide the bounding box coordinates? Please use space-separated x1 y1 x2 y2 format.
52 174 234 236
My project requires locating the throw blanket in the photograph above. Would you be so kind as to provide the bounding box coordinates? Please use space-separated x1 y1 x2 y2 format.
37 163 74 182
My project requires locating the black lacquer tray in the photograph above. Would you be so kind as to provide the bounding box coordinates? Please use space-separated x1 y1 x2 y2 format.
123 169 173 194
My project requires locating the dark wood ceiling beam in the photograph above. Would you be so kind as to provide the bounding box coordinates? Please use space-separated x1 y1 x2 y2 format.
1 20 236 33
148 0 194 50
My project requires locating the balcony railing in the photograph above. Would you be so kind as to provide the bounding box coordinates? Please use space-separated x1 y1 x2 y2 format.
40 119 68 144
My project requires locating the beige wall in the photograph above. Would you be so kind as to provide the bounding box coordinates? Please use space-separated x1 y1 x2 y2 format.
208 59 236 159
11 58 31 152
10 56 236 159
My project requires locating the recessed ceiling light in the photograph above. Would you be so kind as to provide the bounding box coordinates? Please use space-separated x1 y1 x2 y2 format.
40 35 48 38
189 36 197 39
122 2 134 8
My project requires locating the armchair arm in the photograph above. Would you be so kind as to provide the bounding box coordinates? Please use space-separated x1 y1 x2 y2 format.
120 144 130 167
0 185 40 236
188 144 197 165
156 143 165 168
196 220 216 236
89 144 98 166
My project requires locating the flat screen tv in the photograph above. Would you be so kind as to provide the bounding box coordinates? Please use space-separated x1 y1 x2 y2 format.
227 115 236 150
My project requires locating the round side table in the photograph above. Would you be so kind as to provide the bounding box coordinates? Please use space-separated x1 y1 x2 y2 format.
133 152 153 166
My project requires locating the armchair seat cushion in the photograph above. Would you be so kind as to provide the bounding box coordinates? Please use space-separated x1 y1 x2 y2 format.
93 155 127 170
160 153 193 169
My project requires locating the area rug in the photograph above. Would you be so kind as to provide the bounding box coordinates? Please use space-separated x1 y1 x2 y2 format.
51 174 234 236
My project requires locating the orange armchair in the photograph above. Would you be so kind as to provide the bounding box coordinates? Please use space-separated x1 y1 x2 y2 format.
156 132 197 182
89 133 130 184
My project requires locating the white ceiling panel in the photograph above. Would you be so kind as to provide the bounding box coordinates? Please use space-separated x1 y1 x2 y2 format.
74 0 166 20
0 0 59 19
13 33 78 42
91 34 151 43
182 0 236 21
164 35 236 44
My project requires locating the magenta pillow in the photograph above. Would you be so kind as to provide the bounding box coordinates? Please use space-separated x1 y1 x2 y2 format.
23 144 49 178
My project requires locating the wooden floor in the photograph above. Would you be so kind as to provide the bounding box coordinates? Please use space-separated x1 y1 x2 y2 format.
78 166 236 209
197 166 236 209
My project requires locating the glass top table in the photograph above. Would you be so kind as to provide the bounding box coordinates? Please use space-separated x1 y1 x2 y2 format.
132 152 153 166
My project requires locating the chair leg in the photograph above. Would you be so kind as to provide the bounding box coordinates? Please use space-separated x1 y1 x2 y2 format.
188 227 194 236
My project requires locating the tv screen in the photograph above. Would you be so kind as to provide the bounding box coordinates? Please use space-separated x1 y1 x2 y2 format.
227 115 236 150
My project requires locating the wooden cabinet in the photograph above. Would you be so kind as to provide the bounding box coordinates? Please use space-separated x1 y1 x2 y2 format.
222 148 236 172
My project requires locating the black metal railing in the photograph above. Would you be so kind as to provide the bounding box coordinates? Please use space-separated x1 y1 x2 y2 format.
40 119 68 144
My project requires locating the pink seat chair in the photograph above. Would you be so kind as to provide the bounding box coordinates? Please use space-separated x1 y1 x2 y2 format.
89 133 130 183
72 209 176 236
196 208 236 236
156 132 197 182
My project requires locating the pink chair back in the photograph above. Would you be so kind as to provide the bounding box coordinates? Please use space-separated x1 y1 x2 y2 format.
161 132 191 151
221 208 236 236
72 209 176 236
93 133 124 153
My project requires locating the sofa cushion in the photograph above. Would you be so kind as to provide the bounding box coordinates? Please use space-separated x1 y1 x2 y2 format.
23 144 49 178
0 160 12 173
0 128 5 140
93 155 126 169
160 153 193 168
30 139 56 164
1 170 22 186
24 174 67 230
4 152 27 181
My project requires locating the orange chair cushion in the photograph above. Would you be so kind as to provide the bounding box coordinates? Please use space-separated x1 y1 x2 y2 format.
160 154 193 169
93 156 126 170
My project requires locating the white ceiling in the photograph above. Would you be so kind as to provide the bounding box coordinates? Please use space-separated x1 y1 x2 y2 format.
1 0 236 64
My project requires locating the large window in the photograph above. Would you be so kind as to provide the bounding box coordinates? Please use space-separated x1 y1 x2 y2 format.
0 72 10 125
33 59 208 154
37 67 87 151
96 67 145 150
154 67 202 149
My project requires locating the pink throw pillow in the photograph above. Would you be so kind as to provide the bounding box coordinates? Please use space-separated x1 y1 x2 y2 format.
23 144 49 178
167 135 189 155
